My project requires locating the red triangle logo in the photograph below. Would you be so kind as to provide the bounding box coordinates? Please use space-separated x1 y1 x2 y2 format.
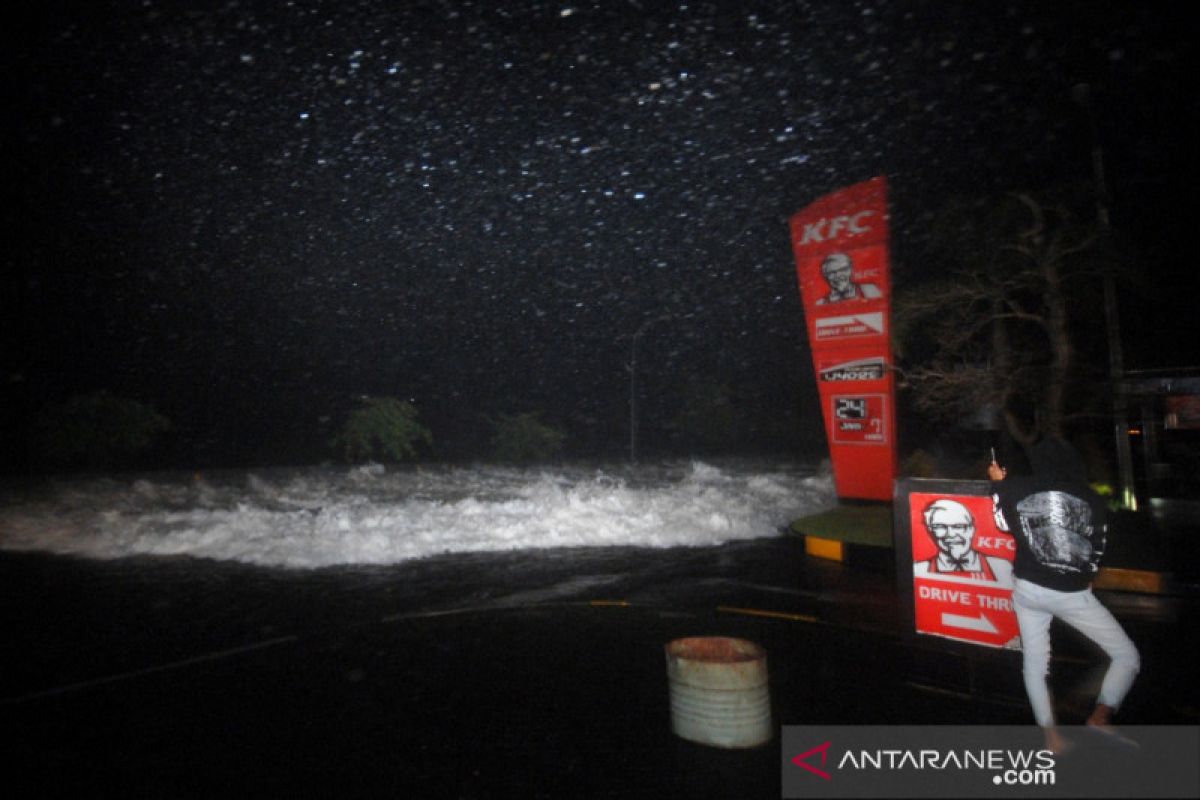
791 741 832 780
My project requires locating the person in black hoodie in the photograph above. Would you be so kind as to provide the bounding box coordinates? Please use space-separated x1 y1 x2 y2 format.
988 437 1140 752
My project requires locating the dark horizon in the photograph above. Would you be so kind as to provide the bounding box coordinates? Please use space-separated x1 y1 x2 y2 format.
3 1 1195 472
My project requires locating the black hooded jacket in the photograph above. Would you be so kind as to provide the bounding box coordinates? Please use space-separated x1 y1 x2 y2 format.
991 438 1108 592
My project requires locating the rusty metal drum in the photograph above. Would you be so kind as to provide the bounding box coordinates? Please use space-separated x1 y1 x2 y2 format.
664 636 772 748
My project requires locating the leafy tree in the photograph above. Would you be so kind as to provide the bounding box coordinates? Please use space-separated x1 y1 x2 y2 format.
32 390 172 469
895 192 1110 448
333 396 432 463
489 412 565 463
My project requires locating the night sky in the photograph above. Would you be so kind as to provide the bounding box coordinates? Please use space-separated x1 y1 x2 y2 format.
3 1 1195 468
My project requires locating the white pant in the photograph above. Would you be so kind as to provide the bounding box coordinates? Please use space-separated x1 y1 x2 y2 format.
1011 578 1140 727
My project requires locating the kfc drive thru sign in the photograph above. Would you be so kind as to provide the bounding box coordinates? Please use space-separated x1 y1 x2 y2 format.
894 479 1020 650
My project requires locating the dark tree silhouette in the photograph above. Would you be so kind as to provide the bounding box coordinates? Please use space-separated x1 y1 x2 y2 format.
896 192 1110 450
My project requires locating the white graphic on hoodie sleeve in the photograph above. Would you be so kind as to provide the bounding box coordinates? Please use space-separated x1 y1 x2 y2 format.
1015 491 1095 574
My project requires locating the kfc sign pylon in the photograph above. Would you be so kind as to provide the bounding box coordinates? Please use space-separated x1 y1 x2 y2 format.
790 177 897 501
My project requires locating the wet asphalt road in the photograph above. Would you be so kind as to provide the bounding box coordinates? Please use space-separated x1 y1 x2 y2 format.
3 536 1197 797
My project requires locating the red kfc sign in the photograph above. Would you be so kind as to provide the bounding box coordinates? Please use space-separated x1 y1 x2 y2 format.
790 177 897 501
898 484 1020 649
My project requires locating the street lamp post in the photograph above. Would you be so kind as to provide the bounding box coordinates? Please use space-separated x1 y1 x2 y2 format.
628 316 668 463
1074 83 1137 510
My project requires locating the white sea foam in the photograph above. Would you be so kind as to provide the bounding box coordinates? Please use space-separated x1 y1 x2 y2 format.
0 460 835 569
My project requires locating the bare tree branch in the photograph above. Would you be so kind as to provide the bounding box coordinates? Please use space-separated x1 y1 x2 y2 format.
896 192 1105 445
